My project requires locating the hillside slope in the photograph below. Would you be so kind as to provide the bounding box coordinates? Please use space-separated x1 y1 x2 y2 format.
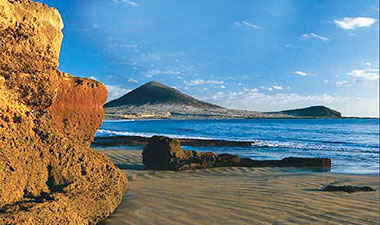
276 106 342 118
104 81 222 108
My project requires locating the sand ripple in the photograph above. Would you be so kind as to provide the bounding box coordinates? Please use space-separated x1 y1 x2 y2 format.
98 149 379 225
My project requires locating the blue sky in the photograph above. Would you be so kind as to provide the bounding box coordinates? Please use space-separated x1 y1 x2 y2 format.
36 0 379 117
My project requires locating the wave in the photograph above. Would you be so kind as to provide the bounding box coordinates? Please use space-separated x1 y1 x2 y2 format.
251 138 379 152
96 129 214 140
102 119 136 123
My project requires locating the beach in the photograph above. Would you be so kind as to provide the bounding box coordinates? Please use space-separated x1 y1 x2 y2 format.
1 0 378 224
99 149 379 225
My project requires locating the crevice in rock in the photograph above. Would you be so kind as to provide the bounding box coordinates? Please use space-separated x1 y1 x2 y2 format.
45 165 70 193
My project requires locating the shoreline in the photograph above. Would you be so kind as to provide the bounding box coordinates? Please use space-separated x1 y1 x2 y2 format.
93 135 254 148
98 149 380 225
103 116 379 121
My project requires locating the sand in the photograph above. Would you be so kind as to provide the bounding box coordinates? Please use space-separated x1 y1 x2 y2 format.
98 149 379 225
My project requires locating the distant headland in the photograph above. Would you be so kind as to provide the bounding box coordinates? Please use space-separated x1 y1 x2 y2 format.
104 81 342 119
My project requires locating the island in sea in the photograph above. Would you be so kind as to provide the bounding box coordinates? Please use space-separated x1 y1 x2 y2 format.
104 81 342 119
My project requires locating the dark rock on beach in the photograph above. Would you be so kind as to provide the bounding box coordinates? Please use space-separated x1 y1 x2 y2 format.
322 185 375 193
238 157 331 168
143 136 218 170
0 0 127 224
142 136 332 171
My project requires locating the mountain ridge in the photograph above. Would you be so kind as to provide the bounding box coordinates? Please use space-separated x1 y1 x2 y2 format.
104 81 342 119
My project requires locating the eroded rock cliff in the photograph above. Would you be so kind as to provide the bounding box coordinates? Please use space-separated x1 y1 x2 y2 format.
0 0 127 224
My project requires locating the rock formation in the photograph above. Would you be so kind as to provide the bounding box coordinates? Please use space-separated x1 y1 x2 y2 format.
143 136 332 170
322 185 374 193
0 0 127 224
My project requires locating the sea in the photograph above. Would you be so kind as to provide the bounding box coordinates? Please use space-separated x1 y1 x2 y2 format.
96 118 379 174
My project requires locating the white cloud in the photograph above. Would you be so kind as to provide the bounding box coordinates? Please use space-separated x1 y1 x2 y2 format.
235 21 261 29
365 62 371 66
128 78 138 83
146 70 161 77
165 71 181 75
301 33 329 41
184 79 205 86
106 85 131 101
334 17 377 30
220 85 226 89
89 76 98 81
120 44 138 49
336 80 352 87
146 69 181 77
310 33 329 41
348 68 379 80
294 71 308 76
208 80 224 84
112 0 140 6
184 79 224 86
272 85 283 90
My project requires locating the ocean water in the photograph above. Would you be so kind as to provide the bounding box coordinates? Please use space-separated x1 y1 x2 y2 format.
96 118 379 174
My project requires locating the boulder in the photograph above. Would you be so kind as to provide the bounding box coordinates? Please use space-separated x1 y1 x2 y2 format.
143 136 331 170
0 0 127 224
142 136 218 170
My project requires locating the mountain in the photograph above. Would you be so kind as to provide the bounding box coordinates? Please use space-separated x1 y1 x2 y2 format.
103 81 342 119
276 106 342 118
104 81 222 108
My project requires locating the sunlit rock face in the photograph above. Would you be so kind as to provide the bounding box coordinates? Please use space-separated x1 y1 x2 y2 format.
0 0 127 224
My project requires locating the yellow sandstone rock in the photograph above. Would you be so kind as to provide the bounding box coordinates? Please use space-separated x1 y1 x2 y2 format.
0 0 127 224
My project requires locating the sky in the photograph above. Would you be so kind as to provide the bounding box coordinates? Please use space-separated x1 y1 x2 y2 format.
35 0 379 117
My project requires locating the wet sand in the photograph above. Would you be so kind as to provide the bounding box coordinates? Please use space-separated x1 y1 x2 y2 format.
98 149 379 225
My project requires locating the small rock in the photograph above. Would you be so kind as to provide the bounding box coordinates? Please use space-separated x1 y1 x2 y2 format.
322 185 375 193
